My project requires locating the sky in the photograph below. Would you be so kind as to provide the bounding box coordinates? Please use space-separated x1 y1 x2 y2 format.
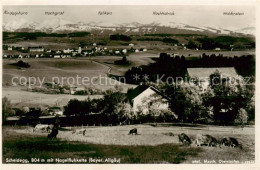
3 5 256 29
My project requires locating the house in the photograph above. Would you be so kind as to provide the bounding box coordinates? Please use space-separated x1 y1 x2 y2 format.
135 49 139 53
187 67 239 90
48 107 63 116
215 47 221 51
78 47 82 53
54 55 61 58
70 86 85 94
72 51 78 56
128 85 170 115
56 50 62 54
63 48 73 53
28 46 44 52
122 49 127 54
8 46 12 51
62 54 71 58
129 43 134 47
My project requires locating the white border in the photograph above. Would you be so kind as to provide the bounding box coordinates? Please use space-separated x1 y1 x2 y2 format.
0 1 259 170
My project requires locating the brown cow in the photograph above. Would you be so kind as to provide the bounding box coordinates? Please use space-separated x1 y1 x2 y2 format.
195 134 219 147
128 128 138 135
178 133 192 145
221 137 241 148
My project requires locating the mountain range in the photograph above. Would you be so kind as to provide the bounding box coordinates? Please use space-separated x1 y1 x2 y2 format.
3 18 255 36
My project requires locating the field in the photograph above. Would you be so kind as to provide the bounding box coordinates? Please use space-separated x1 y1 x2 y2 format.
2 58 137 107
2 124 255 164
2 86 103 108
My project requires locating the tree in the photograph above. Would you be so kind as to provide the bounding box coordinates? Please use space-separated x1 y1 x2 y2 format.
135 92 177 124
64 98 92 116
115 102 133 124
235 108 248 129
2 97 15 124
187 40 198 49
171 83 206 123
99 88 127 124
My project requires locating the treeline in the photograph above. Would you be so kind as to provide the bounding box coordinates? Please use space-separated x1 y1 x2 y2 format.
3 32 90 40
110 34 132 41
144 33 204 37
186 54 255 77
125 53 187 84
196 36 254 50
124 53 255 85
137 37 179 44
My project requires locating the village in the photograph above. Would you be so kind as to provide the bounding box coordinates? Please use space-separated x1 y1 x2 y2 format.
2 43 149 59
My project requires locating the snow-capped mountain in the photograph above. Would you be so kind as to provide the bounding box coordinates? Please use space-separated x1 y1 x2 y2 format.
2 19 255 36
234 26 255 36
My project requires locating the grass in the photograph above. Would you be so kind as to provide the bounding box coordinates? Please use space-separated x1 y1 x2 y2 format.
2 124 255 164
2 129 200 164
2 58 136 107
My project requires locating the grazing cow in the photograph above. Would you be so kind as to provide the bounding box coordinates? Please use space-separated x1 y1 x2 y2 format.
221 137 241 148
195 134 219 147
47 126 59 139
128 128 138 135
33 124 53 133
83 129 86 136
72 129 87 135
178 133 192 145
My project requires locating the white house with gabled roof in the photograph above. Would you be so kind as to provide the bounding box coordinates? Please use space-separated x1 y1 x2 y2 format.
128 85 171 115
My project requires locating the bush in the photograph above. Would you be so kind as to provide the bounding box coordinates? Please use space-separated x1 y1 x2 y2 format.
235 108 248 128
11 60 30 68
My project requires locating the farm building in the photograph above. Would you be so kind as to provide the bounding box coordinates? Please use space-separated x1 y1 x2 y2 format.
54 55 61 58
128 85 170 115
48 107 63 116
70 86 86 95
187 67 239 90
63 48 73 53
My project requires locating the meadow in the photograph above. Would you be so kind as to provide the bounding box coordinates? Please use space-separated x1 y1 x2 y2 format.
2 58 137 107
2 124 255 164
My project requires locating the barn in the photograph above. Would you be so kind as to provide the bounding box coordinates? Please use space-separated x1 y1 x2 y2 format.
187 67 239 90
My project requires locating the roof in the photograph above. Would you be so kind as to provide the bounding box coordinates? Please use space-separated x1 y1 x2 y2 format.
127 84 169 101
187 67 238 79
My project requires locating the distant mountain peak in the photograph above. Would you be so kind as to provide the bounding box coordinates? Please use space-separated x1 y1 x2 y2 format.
2 20 255 36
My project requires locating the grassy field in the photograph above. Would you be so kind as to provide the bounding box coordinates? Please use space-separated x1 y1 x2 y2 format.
2 86 102 108
2 58 136 107
3 58 137 88
2 124 255 164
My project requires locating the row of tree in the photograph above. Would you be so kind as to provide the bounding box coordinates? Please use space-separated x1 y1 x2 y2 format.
124 54 255 85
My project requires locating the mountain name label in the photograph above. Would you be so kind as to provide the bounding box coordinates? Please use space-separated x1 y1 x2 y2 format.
3 10 28 16
98 11 112 15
